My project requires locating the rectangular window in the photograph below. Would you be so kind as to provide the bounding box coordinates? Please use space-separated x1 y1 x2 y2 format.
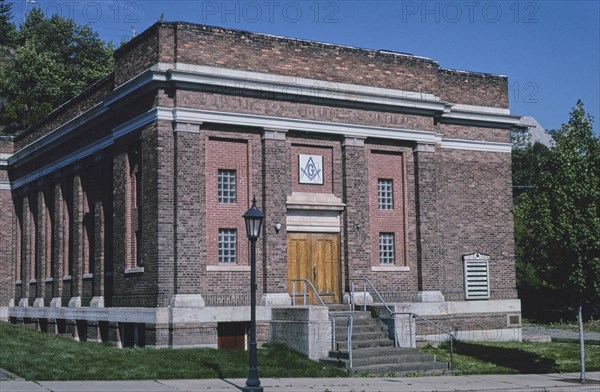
218 170 237 204
218 229 237 263
378 179 393 209
379 233 395 264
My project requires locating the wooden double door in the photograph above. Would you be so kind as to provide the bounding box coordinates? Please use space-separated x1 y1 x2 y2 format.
287 233 341 304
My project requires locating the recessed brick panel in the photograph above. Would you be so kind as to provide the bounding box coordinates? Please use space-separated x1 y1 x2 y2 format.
368 149 407 267
205 137 251 265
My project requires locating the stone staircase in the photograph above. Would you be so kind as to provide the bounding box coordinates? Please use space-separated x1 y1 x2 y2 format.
320 307 449 375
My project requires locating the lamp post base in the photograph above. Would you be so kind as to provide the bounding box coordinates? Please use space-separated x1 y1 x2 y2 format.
242 386 264 392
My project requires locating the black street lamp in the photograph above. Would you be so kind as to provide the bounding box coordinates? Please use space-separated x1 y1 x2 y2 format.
242 196 265 392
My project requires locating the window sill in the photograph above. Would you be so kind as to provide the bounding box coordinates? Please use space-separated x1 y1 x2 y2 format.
125 267 144 274
62 275 72 281
15 280 22 286
45 277 54 283
29 279 37 284
371 265 410 272
83 273 94 280
207 265 250 272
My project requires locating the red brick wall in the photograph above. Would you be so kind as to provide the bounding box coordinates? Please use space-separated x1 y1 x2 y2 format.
439 149 517 300
112 123 160 307
171 23 439 96
0 138 15 307
165 22 507 108
114 24 160 86
438 69 509 109
0 187 16 306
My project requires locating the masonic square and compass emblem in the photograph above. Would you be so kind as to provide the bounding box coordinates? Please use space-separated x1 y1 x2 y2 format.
298 154 323 185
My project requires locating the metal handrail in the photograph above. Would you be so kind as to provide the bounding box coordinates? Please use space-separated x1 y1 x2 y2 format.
349 277 456 370
349 277 393 313
398 312 455 370
289 279 353 372
290 279 326 307
349 278 398 346
330 312 353 372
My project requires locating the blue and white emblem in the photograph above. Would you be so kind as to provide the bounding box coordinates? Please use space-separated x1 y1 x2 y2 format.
299 154 323 184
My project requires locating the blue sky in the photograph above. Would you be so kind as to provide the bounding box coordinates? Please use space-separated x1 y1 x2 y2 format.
11 0 600 134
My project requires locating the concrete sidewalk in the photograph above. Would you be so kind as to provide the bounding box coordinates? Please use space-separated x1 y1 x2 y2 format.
0 372 598 392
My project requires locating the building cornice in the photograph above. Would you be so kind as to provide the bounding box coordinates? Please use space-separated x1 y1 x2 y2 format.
441 138 512 153
8 62 519 173
440 107 521 129
10 107 513 190
159 62 449 116
173 108 441 144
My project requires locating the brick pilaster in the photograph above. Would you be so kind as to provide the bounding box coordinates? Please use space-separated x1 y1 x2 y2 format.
19 195 30 305
342 137 371 284
172 122 204 300
261 128 290 296
92 197 105 301
36 186 48 305
413 143 442 292
69 170 83 306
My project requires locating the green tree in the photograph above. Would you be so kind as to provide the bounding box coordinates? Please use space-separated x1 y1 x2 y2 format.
0 8 114 132
512 141 552 293
0 0 16 47
514 100 600 382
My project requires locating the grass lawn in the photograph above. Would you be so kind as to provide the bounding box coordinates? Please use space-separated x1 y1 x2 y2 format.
422 340 600 375
0 322 345 381
2 321 600 380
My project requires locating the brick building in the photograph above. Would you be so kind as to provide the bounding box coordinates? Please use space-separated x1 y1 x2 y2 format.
0 22 522 350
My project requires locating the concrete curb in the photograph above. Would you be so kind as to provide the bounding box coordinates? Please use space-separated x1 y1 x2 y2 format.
0 368 24 381
0 372 598 392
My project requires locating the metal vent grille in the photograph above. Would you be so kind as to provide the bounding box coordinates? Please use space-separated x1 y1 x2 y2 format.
463 253 490 300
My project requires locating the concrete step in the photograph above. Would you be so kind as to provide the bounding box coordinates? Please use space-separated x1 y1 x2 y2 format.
332 315 383 327
334 331 388 342
335 338 394 350
335 323 383 335
329 346 420 360
327 304 352 312
330 311 373 320
321 308 449 376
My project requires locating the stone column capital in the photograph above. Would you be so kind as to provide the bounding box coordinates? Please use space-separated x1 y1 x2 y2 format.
262 128 288 140
342 137 365 147
173 122 202 133
413 143 436 153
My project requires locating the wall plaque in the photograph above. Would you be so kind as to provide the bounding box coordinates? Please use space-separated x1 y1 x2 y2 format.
298 154 323 185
